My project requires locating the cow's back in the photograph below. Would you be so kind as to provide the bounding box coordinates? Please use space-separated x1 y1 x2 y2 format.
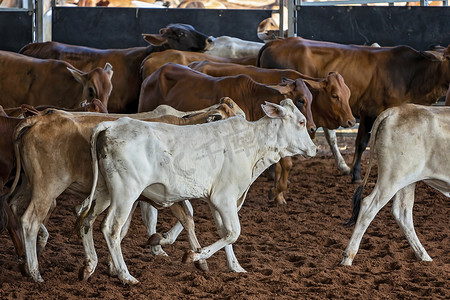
138 63 283 120
20 42 148 113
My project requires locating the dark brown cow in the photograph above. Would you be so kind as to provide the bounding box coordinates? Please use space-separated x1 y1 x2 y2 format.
138 62 316 204
0 50 113 110
19 24 214 113
141 49 257 80
446 85 450 106
258 37 450 182
0 112 29 260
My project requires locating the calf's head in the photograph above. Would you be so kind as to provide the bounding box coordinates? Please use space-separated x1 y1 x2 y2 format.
68 62 113 109
262 99 317 158
305 72 355 129
142 23 214 52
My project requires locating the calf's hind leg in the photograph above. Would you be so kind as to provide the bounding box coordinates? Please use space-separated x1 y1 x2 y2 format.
391 183 432 262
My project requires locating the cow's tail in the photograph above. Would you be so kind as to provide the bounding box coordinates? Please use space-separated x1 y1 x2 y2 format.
256 42 270 68
0 116 38 234
73 122 109 236
345 108 396 226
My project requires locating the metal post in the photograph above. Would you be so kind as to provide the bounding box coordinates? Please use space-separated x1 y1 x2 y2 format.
35 0 44 42
287 0 296 37
420 0 429 5
279 0 284 39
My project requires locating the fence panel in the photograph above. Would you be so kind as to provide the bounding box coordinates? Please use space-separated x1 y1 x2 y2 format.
52 7 272 49
0 10 33 52
296 6 450 50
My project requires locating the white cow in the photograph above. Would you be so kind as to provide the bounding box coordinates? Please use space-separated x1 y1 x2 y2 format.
78 99 317 284
342 104 450 266
204 36 264 58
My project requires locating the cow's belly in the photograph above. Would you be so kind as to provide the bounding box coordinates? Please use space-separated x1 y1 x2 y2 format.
141 181 208 208
423 179 450 197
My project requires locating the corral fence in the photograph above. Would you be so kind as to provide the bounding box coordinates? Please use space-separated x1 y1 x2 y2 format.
0 0 449 52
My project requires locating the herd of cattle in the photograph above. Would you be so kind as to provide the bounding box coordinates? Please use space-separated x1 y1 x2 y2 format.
0 22 449 285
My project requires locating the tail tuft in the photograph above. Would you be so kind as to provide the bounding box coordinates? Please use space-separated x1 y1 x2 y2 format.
344 185 364 227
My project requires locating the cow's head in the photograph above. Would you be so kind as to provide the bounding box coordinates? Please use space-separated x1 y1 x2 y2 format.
274 77 316 135
305 72 355 130
261 99 317 158
68 62 113 109
142 23 214 52
80 98 109 113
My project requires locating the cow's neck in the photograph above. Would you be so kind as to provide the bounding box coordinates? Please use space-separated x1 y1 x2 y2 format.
408 59 449 104
241 117 290 183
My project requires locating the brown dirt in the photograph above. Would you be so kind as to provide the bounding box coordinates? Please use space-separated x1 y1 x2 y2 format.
1 134 449 299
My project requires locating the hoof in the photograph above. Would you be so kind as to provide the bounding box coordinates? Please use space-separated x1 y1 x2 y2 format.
18 261 28 277
275 194 287 205
78 266 93 281
267 189 276 201
351 178 363 184
194 259 209 272
147 233 162 246
182 250 195 264
120 276 139 285
149 245 168 257
339 165 351 175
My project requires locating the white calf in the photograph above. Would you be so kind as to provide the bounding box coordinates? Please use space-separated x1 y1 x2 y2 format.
79 99 316 284
342 104 450 266
204 36 264 58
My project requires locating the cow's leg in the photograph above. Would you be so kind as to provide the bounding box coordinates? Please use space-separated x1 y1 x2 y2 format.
140 201 168 256
269 157 292 205
36 224 48 256
20 194 56 282
4 197 25 259
163 201 208 271
79 191 111 281
342 184 398 265
203 206 245 272
102 191 140 285
159 200 192 246
189 198 242 271
391 184 432 261
350 115 375 183
323 128 351 175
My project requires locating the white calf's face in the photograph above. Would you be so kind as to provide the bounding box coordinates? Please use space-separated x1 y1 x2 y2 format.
262 99 317 158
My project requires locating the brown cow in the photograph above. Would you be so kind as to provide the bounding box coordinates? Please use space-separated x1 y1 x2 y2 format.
138 62 316 204
0 50 113 110
6 99 243 282
140 49 257 79
258 37 450 182
4 99 108 118
189 60 355 203
19 24 214 113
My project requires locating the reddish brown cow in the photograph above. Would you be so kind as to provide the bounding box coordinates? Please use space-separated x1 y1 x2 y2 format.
138 63 315 129
258 37 450 182
0 50 113 110
19 24 214 113
138 62 316 204
189 60 355 130
189 60 356 203
141 49 257 80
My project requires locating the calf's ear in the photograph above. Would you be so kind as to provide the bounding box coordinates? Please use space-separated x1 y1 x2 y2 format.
67 67 87 85
261 102 286 119
142 33 168 46
104 63 114 79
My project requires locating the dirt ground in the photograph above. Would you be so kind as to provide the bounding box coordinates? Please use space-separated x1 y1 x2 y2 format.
0 133 449 299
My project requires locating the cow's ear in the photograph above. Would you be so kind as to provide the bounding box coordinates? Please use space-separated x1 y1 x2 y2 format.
261 101 286 118
206 114 223 122
142 33 167 46
281 77 294 84
303 79 322 91
219 97 234 108
444 45 450 60
104 63 114 79
67 67 86 84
